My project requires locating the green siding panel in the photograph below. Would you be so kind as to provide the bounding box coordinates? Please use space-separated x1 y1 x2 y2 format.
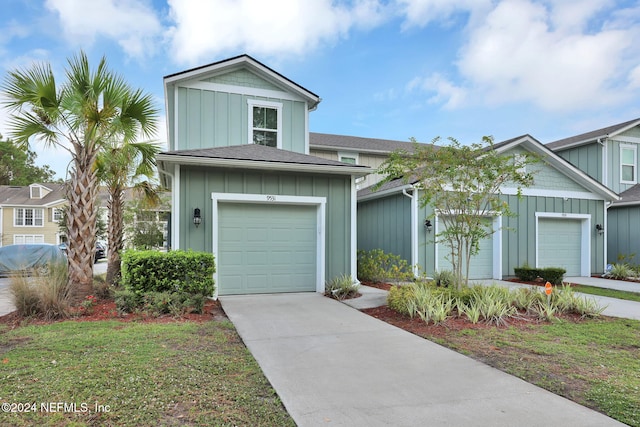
178 167 352 285
557 144 603 184
608 207 640 265
357 193 412 263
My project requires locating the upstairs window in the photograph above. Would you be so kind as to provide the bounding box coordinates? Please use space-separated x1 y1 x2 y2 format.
620 145 637 184
15 208 44 226
248 100 282 148
53 208 64 222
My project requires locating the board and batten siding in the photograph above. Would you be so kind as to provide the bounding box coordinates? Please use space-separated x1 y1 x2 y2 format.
357 192 412 263
501 195 605 276
175 87 307 153
556 144 603 185
607 206 640 265
177 167 352 282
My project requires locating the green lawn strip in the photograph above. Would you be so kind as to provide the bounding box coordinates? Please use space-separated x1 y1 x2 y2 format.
425 317 640 427
571 284 640 302
0 320 295 427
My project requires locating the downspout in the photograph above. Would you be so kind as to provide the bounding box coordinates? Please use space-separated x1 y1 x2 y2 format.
597 136 608 187
402 187 419 277
604 200 611 270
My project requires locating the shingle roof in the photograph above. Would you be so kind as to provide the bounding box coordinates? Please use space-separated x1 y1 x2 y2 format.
160 143 369 169
546 118 640 150
0 183 65 206
613 184 640 206
310 132 425 154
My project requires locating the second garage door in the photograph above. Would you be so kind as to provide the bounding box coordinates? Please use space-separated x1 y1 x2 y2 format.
437 217 494 279
218 203 318 295
538 218 582 276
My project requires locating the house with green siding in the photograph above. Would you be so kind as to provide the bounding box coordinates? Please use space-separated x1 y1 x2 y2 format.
356 135 618 279
157 55 370 296
547 118 640 265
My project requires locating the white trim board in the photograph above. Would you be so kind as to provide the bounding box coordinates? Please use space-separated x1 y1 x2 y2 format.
210 192 327 298
181 81 305 104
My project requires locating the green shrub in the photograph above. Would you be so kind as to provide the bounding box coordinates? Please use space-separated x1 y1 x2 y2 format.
433 270 457 288
514 265 565 285
539 267 566 285
387 285 416 316
357 249 414 283
114 289 142 315
325 275 359 300
121 250 215 296
514 266 539 282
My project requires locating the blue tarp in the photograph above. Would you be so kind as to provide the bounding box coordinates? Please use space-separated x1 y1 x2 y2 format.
0 244 67 275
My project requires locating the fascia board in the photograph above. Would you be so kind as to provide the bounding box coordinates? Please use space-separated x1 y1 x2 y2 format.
157 155 371 177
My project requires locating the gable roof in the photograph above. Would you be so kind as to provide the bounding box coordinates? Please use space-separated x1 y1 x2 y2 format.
310 132 426 155
546 117 640 151
358 135 619 201
0 183 66 207
157 144 371 186
164 54 321 110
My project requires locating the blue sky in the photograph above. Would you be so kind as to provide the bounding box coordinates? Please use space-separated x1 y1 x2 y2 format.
1 0 639 179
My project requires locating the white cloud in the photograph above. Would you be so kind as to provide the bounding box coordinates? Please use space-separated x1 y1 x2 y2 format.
165 0 388 65
396 0 492 29
44 0 162 59
407 73 466 109
402 0 640 112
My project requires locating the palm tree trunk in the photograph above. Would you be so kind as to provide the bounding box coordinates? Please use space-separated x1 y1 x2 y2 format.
65 148 99 303
106 186 125 285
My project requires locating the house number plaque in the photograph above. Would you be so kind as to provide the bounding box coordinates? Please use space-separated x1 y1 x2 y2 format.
266 195 276 201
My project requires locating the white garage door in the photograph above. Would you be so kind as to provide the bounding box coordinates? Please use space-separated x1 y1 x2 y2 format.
437 217 494 279
218 203 317 295
538 218 582 276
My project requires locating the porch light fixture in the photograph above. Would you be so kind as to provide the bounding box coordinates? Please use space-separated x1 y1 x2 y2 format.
424 219 433 232
193 208 202 228
595 223 604 235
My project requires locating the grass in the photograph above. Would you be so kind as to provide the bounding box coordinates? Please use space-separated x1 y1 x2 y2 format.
572 284 640 302
423 317 640 426
0 320 295 426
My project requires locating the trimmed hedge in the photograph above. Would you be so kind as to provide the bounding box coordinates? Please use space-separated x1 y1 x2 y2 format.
514 265 566 285
121 250 215 296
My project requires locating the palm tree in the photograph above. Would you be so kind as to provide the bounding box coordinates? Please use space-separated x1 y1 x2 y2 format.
96 140 160 285
2 51 158 302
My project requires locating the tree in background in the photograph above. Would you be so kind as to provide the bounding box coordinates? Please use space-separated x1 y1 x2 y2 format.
377 136 538 289
2 51 158 302
0 134 58 185
95 140 160 285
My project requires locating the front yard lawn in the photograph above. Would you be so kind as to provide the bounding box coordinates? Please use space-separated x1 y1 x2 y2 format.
0 307 295 426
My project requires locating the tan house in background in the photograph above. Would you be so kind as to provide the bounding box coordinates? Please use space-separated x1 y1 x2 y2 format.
0 183 66 246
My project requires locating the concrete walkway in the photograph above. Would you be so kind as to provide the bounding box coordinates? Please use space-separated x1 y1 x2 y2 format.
220 293 625 427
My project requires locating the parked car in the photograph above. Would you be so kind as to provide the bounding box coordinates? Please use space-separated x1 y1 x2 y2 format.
58 242 106 263
0 244 67 276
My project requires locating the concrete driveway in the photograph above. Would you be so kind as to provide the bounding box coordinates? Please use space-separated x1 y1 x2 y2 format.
220 293 625 427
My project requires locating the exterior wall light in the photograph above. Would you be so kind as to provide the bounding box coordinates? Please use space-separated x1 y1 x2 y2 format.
424 219 433 232
193 208 202 228
595 223 604 235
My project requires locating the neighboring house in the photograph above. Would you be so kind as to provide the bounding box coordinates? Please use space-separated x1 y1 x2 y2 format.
310 133 421 189
0 183 66 246
357 135 618 279
156 55 370 296
546 117 640 264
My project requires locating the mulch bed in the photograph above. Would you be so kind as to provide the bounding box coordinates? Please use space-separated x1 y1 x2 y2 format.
0 298 226 329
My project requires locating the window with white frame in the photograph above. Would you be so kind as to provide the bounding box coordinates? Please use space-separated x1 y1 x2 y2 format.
248 100 282 148
15 208 44 226
53 208 64 222
14 235 45 244
620 144 637 184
